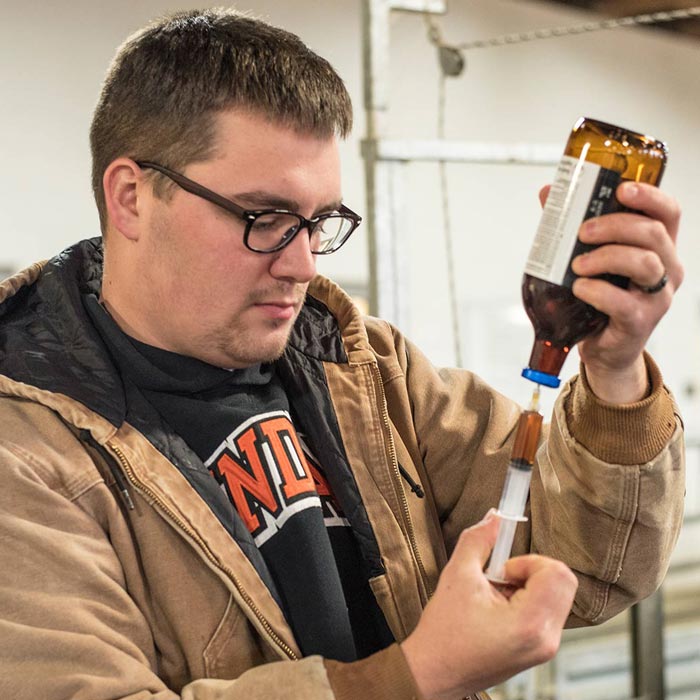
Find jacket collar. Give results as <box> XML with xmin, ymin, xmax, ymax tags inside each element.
<box><xmin>0</xmin><ymin>237</ymin><xmax>371</xmax><ymax>426</ymax></box>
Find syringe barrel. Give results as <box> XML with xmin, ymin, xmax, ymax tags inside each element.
<box><xmin>511</xmin><ymin>409</ymin><xmax>543</xmax><ymax>464</ymax></box>
<box><xmin>486</xmin><ymin>517</ymin><xmax>518</xmax><ymax>583</ymax></box>
<box><xmin>497</xmin><ymin>461</ymin><xmax>532</xmax><ymax>517</ymax></box>
<box><xmin>486</xmin><ymin>404</ymin><xmax>542</xmax><ymax>583</ymax></box>
<box><xmin>486</xmin><ymin>464</ymin><xmax>533</xmax><ymax>582</ymax></box>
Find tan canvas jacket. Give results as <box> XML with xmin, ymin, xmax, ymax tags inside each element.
<box><xmin>0</xmin><ymin>240</ymin><xmax>685</xmax><ymax>700</ymax></box>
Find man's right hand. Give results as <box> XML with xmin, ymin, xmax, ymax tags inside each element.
<box><xmin>401</xmin><ymin>511</ymin><xmax>578</xmax><ymax>700</ymax></box>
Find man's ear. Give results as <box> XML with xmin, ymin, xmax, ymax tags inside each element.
<box><xmin>103</xmin><ymin>158</ymin><xmax>146</xmax><ymax>241</ymax></box>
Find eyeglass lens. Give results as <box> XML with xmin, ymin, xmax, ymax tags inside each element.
<box><xmin>247</xmin><ymin>213</ymin><xmax>354</xmax><ymax>253</ymax></box>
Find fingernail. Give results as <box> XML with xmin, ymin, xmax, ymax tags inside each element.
<box><xmin>483</xmin><ymin>508</ymin><xmax>498</xmax><ymax>523</ymax></box>
<box><xmin>580</xmin><ymin>220</ymin><xmax>596</xmax><ymax>239</ymax></box>
<box><xmin>621</xmin><ymin>182</ymin><xmax>638</xmax><ymax>199</ymax></box>
<box><xmin>571</xmin><ymin>254</ymin><xmax>585</xmax><ymax>273</ymax></box>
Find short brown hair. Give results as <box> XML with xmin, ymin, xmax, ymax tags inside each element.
<box><xmin>90</xmin><ymin>8</ymin><xmax>353</xmax><ymax>232</ymax></box>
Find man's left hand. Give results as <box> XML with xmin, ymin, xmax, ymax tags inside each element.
<box><xmin>562</xmin><ymin>181</ymin><xmax>682</xmax><ymax>403</ymax></box>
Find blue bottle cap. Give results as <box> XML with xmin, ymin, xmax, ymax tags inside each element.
<box><xmin>521</xmin><ymin>367</ymin><xmax>561</xmax><ymax>388</ymax></box>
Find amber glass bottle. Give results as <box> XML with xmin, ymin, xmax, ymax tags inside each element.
<box><xmin>521</xmin><ymin>117</ymin><xmax>667</xmax><ymax>388</ymax></box>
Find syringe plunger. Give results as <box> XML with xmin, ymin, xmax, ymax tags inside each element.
<box><xmin>485</xmin><ymin>462</ymin><xmax>532</xmax><ymax>582</ymax></box>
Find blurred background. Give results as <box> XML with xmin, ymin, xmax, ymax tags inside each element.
<box><xmin>1</xmin><ymin>1</ymin><xmax>698</xmax><ymax>697</ymax></box>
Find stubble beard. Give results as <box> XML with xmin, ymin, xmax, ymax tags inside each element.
<box><xmin>209</xmin><ymin>317</ymin><xmax>295</xmax><ymax>368</ymax></box>
<box><xmin>211</xmin><ymin>287</ymin><xmax>307</xmax><ymax>368</ymax></box>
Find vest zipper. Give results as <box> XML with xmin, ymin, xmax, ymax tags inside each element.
<box><xmin>80</xmin><ymin>430</ymin><xmax>135</xmax><ymax>511</ymax></box>
<box><xmin>369</xmin><ymin>364</ymin><xmax>433</xmax><ymax>599</ymax></box>
<box><xmin>105</xmin><ymin>440</ymin><xmax>298</xmax><ymax>661</ymax></box>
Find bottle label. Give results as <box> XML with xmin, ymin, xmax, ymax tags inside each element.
<box><xmin>524</xmin><ymin>155</ymin><xmax>627</xmax><ymax>288</ymax></box>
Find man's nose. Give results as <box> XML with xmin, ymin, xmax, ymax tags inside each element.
<box><xmin>269</xmin><ymin>225</ymin><xmax>317</xmax><ymax>283</ymax></box>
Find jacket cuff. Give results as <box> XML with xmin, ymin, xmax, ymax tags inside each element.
<box><xmin>324</xmin><ymin>643</ymin><xmax>424</xmax><ymax>700</ymax></box>
<box><xmin>564</xmin><ymin>351</ymin><xmax>677</xmax><ymax>465</ymax></box>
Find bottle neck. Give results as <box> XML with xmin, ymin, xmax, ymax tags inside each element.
<box><xmin>527</xmin><ymin>339</ymin><xmax>570</xmax><ymax>378</ymax></box>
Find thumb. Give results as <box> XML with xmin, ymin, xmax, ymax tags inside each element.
<box><xmin>452</xmin><ymin>509</ymin><xmax>500</xmax><ymax>569</ymax></box>
<box><xmin>538</xmin><ymin>184</ymin><xmax>551</xmax><ymax>208</ymax></box>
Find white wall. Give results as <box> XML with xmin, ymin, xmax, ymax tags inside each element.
<box><xmin>1</xmin><ymin>0</ymin><xmax>699</xmax><ymax>430</ymax></box>
<box><xmin>378</xmin><ymin>0</ymin><xmax>700</xmax><ymax>425</ymax></box>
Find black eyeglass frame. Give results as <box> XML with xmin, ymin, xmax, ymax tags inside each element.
<box><xmin>135</xmin><ymin>160</ymin><xmax>362</xmax><ymax>255</ymax></box>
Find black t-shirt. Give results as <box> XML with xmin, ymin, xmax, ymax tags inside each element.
<box><xmin>84</xmin><ymin>296</ymin><xmax>393</xmax><ymax>661</ymax></box>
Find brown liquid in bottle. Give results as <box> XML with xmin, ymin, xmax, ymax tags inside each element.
<box><xmin>521</xmin><ymin>117</ymin><xmax>667</xmax><ymax>387</ymax></box>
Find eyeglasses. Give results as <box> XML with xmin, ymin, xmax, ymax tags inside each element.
<box><xmin>136</xmin><ymin>161</ymin><xmax>361</xmax><ymax>255</ymax></box>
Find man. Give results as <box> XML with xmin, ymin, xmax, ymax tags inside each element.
<box><xmin>0</xmin><ymin>8</ymin><xmax>684</xmax><ymax>700</ymax></box>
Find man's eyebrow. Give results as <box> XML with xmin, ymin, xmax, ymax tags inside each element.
<box><xmin>231</xmin><ymin>190</ymin><xmax>343</xmax><ymax>216</ymax></box>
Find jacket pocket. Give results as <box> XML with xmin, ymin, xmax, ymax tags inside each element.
<box><xmin>369</xmin><ymin>573</ymin><xmax>408</xmax><ymax>641</ymax></box>
<box><xmin>203</xmin><ymin>594</ymin><xmax>263</xmax><ymax>679</ymax></box>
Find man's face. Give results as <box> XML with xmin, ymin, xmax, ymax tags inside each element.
<box><xmin>128</xmin><ymin>110</ymin><xmax>343</xmax><ymax>368</ymax></box>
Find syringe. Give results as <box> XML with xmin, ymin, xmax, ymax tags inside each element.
<box><xmin>486</xmin><ymin>385</ymin><xmax>543</xmax><ymax>583</ymax></box>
